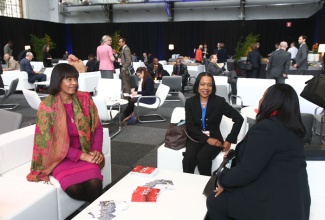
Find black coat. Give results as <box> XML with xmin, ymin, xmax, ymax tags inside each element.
<box><xmin>247</xmin><ymin>50</ymin><xmax>261</xmax><ymax>68</ymax></box>
<box><xmin>185</xmin><ymin>94</ymin><xmax>243</xmax><ymax>144</ymax></box>
<box><xmin>136</xmin><ymin>76</ymin><xmax>155</xmax><ymax>104</ymax></box>
<box><xmin>267</xmin><ymin>49</ymin><xmax>291</xmax><ymax>77</ymax></box>
<box><xmin>295</xmin><ymin>43</ymin><xmax>308</xmax><ymax>70</ymax></box>
<box><xmin>217</xmin><ymin>117</ymin><xmax>310</xmax><ymax>220</ymax></box>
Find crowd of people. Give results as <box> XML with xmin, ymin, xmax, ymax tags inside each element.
<box><xmin>0</xmin><ymin>34</ymin><xmax>312</xmax><ymax>219</ymax></box>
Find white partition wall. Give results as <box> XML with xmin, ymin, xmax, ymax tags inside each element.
<box><xmin>236</xmin><ymin>78</ymin><xmax>275</xmax><ymax>106</ymax></box>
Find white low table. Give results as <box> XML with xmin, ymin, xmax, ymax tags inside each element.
<box><xmin>72</xmin><ymin>169</ymin><xmax>210</xmax><ymax>220</ymax></box>
<box><xmin>240</xmin><ymin>106</ymin><xmax>258</xmax><ymax>124</ymax></box>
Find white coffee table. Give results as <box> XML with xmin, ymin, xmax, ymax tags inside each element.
<box><xmin>240</xmin><ymin>106</ymin><xmax>258</xmax><ymax>122</ymax></box>
<box><xmin>106</xmin><ymin>98</ymin><xmax>128</xmax><ymax>106</ymax></box>
<box><xmin>72</xmin><ymin>169</ymin><xmax>210</xmax><ymax>220</ymax></box>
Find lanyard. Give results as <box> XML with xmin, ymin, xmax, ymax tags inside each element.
<box><xmin>201</xmin><ymin>102</ymin><xmax>207</xmax><ymax>131</ymax></box>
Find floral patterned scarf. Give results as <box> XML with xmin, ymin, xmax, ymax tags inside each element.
<box><xmin>26</xmin><ymin>91</ymin><xmax>100</xmax><ymax>182</ymax></box>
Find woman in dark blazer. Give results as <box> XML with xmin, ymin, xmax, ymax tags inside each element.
<box><xmin>207</xmin><ymin>84</ymin><xmax>310</xmax><ymax>220</ymax></box>
<box><xmin>42</xmin><ymin>45</ymin><xmax>53</xmax><ymax>67</ymax></box>
<box><xmin>183</xmin><ymin>72</ymin><xmax>244</xmax><ymax>176</ymax></box>
<box><xmin>246</xmin><ymin>43</ymin><xmax>261</xmax><ymax>78</ymax></box>
<box><xmin>122</xmin><ymin>67</ymin><xmax>155</xmax><ymax>118</ymax></box>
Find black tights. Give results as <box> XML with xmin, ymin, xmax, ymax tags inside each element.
<box><xmin>65</xmin><ymin>178</ymin><xmax>103</xmax><ymax>203</ymax></box>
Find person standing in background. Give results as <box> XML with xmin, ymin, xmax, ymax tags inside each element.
<box><xmin>288</xmin><ymin>42</ymin><xmax>298</xmax><ymax>61</ymax></box>
<box><xmin>118</xmin><ymin>38</ymin><xmax>132</xmax><ymax>94</ymax></box>
<box><xmin>43</xmin><ymin>45</ymin><xmax>53</xmax><ymax>67</ymax></box>
<box><xmin>294</xmin><ymin>35</ymin><xmax>308</xmax><ymax>75</ymax></box>
<box><xmin>4</xmin><ymin>41</ymin><xmax>13</xmax><ymax>56</ymax></box>
<box><xmin>202</xmin><ymin>43</ymin><xmax>210</xmax><ymax>70</ymax></box>
<box><xmin>63</xmin><ymin>51</ymin><xmax>69</xmax><ymax>60</ymax></box>
<box><xmin>97</xmin><ymin>35</ymin><xmax>115</xmax><ymax>79</ymax></box>
<box><xmin>216</xmin><ymin>43</ymin><xmax>228</xmax><ymax>71</ymax></box>
<box><xmin>266</xmin><ymin>41</ymin><xmax>291</xmax><ymax>84</ymax></box>
<box><xmin>195</xmin><ymin>45</ymin><xmax>203</xmax><ymax>63</ymax></box>
<box><xmin>142</xmin><ymin>52</ymin><xmax>148</xmax><ymax>64</ymax></box>
<box><xmin>247</xmin><ymin>43</ymin><xmax>261</xmax><ymax>78</ymax></box>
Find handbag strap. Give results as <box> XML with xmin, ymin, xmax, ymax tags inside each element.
<box><xmin>184</xmin><ymin>129</ymin><xmax>200</xmax><ymax>143</ymax></box>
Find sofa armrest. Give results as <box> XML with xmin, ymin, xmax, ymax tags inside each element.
<box><xmin>0</xmin><ymin>125</ymin><xmax>35</xmax><ymax>175</ymax></box>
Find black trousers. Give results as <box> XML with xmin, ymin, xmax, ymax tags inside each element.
<box><xmin>182</xmin><ymin>138</ymin><xmax>222</xmax><ymax>176</ymax></box>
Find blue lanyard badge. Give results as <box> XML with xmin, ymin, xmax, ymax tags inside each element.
<box><xmin>201</xmin><ymin>102</ymin><xmax>207</xmax><ymax>130</ymax></box>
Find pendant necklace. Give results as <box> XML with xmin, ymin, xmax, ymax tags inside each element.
<box><xmin>65</xmin><ymin>109</ymin><xmax>75</xmax><ymax>123</ymax></box>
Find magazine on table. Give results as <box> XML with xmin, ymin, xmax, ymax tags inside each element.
<box><xmin>144</xmin><ymin>179</ymin><xmax>175</xmax><ymax>191</ymax></box>
<box><xmin>131</xmin><ymin>186</ymin><xmax>161</xmax><ymax>202</ymax></box>
<box><xmin>87</xmin><ymin>200</ymin><xmax>128</xmax><ymax>219</ymax></box>
<box><xmin>131</xmin><ymin>165</ymin><xmax>159</xmax><ymax>177</ymax></box>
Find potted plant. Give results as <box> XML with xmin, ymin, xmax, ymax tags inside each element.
<box><xmin>234</xmin><ymin>33</ymin><xmax>259</xmax><ymax>62</ymax></box>
<box><xmin>30</xmin><ymin>34</ymin><xmax>56</xmax><ymax>61</ymax></box>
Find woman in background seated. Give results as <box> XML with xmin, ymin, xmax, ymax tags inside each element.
<box><xmin>207</xmin><ymin>84</ymin><xmax>310</xmax><ymax>220</ymax></box>
<box><xmin>122</xmin><ymin>67</ymin><xmax>155</xmax><ymax>119</ymax></box>
<box><xmin>68</xmin><ymin>54</ymin><xmax>86</xmax><ymax>73</ymax></box>
<box><xmin>183</xmin><ymin>72</ymin><xmax>243</xmax><ymax>176</ymax></box>
<box><xmin>27</xmin><ymin>63</ymin><xmax>104</xmax><ymax>203</ymax></box>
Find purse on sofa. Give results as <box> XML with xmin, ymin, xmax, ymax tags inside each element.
<box><xmin>300</xmin><ymin>75</ymin><xmax>325</xmax><ymax>108</ymax></box>
<box><xmin>164</xmin><ymin>120</ymin><xmax>187</xmax><ymax>150</ymax></box>
<box><xmin>202</xmin><ymin>149</ymin><xmax>236</xmax><ymax>197</ymax></box>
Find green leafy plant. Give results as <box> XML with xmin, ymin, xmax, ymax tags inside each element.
<box><xmin>234</xmin><ymin>33</ymin><xmax>259</xmax><ymax>61</ymax></box>
<box><xmin>111</xmin><ymin>30</ymin><xmax>121</xmax><ymax>54</ymax></box>
<box><xmin>30</xmin><ymin>34</ymin><xmax>56</xmax><ymax>61</ymax></box>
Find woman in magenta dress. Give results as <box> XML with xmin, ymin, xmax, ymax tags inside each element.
<box><xmin>27</xmin><ymin>63</ymin><xmax>104</xmax><ymax>203</ymax></box>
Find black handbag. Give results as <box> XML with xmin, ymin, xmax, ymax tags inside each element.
<box><xmin>300</xmin><ymin>75</ymin><xmax>325</xmax><ymax>108</ymax></box>
<box><xmin>241</xmin><ymin>63</ymin><xmax>253</xmax><ymax>71</ymax></box>
<box><xmin>202</xmin><ymin>149</ymin><xmax>236</xmax><ymax>197</ymax></box>
<box><xmin>164</xmin><ymin>121</ymin><xmax>187</xmax><ymax>150</ymax></box>
<box><xmin>164</xmin><ymin>120</ymin><xmax>201</xmax><ymax>150</ymax></box>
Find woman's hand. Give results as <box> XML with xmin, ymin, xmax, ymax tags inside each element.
<box><xmin>223</xmin><ymin>141</ymin><xmax>231</xmax><ymax>152</ymax></box>
<box><xmin>214</xmin><ymin>183</ymin><xmax>224</xmax><ymax>197</ymax></box>
<box><xmin>89</xmin><ymin>151</ymin><xmax>104</xmax><ymax>165</ymax></box>
<box><xmin>80</xmin><ymin>151</ymin><xmax>104</xmax><ymax>165</ymax></box>
<box><xmin>207</xmin><ymin>138</ymin><xmax>222</xmax><ymax>148</ymax></box>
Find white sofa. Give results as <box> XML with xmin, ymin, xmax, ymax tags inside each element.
<box><xmin>0</xmin><ymin>125</ymin><xmax>112</xmax><ymax>220</ymax></box>
<box><xmin>2</xmin><ymin>68</ymin><xmax>53</xmax><ymax>91</ymax></box>
<box><xmin>157</xmin><ymin>107</ymin><xmax>248</xmax><ymax>174</ymax></box>
<box><xmin>2</xmin><ymin>71</ymin><xmax>34</xmax><ymax>90</ymax></box>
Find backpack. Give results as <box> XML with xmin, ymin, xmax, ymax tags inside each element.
<box><xmin>122</xmin><ymin>112</ymin><xmax>137</xmax><ymax>125</ymax></box>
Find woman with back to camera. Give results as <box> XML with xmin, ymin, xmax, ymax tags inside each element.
<box><xmin>246</xmin><ymin>43</ymin><xmax>261</xmax><ymax>78</ymax></box>
<box><xmin>122</xmin><ymin>67</ymin><xmax>155</xmax><ymax>119</ymax></box>
<box><xmin>207</xmin><ymin>84</ymin><xmax>310</xmax><ymax>220</ymax></box>
<box><xmin>96</xmin><ymin>35</ymin><xmax>115</xmax><ymax>79</ymax></box>
<box><xmin>183</xmin><ymin>72</ymin><xmax>243</xmax><ymax>176</ymax></box>
<box><xmin>42</xmin><ymin>45</ymin><xmax>53</xmax><ymax>67</ymax></box>
<box><xmin>26</xmin><ymin>63</ymin><xmax>104</xmax><ymax>203</ymax></box>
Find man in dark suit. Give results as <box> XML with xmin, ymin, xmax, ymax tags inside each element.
<box><xmin>294</xmin><ymin>35</ymin><xmax>308</xmax><ymax>75</ymax></box>
<box><xmin>147</xmin><ymin>57</ymin><xmax>164</xmax><ymax>80</ymax></box>
<box><xmin>118</xmin><ymin>38</ymin><xmax>131</xmax><ymax>93</ymax></box>
<box><xmin>207</xmin><ymin>54</ymin><xmax>223</xmax><ymax>76</ymax></box>
<box><xmin>267</xmin><ymin>41</ymin><xmax>291</xmax><ymax>84</ymax></box>
<box><xmin>20</xmin><ymin>52</ymin><xmax>47</xmax><ymax>91</ymax></box>
<box><xmin>172</xmin><ymin>58</ymin><xmax>189</xmax><ymax>93</ymax></box>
